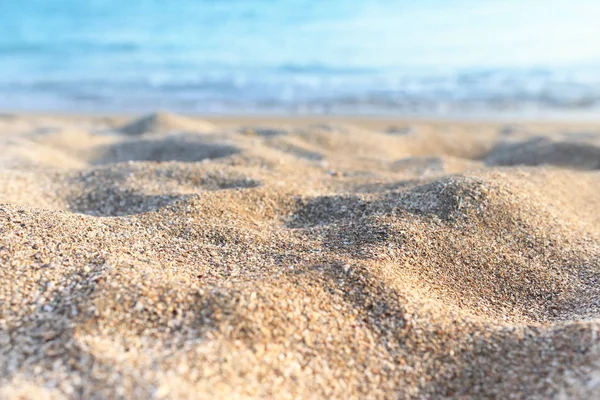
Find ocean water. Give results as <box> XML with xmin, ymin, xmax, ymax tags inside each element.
<box><xmin>2</xmin><ymin>0</ymin><xmax>600</xmax><ymax>116</ymax></box>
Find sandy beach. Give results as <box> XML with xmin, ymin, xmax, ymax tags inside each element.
<box><xmin>1</xmin><ymin>112</ymin><xmax>599</xmax><ymax>398</ymax></box>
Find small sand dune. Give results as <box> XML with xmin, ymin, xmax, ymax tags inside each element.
<box><xmin>1</xmin><ymin>114</ymin><xmax>599</xmax><ymax>399</ymax></box>
<box><xmin>485</xmin><ymin>136</ymin><xmax>600</xmax><ymax>169</ymax></box>
<box><xmin>117</xmin><ymin>112</ymin><xmax>217</xmax><ymax>135</ymax></box>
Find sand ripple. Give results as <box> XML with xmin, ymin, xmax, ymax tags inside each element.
<box><xmin>1</xmin><ymin>113</ymin><xmax>599</xmax><ymax>399</ymax></box>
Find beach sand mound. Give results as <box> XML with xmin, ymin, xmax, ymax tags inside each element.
<box><xmin>91</xmin><ymin>135</ymin><xmax>241</xmax><ymax>165</ymax></box>
<box><xmin>0</xmin><ymin>117</ymin><xmax>600</xmax><ymax>399</ymax></box>
<box><xmin>486</xmin><ymin>136</ymin><xmax>600</xmax><ymax>169</ymax></box>
<box><xmin>390</xmin><ymin>155</ymin><xmax>483</xmax><ymax>176</ymax></box>
<box><xmin>117</xmin><ymin>112</ymin><xmax>217</xmax><ymax>135</ymax></box>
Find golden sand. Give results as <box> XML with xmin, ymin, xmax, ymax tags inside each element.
<box><xmin>0</xmin><ymin>112</ymin><xmax>599</xmax><ymax>398</ymax></box>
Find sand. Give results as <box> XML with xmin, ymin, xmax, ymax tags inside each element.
<box><xmin>0</xmin><ymin>112</ymin><xmax>599</xmax><ymax>399</ymax></box>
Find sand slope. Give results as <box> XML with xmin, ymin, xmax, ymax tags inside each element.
<box><xmin>1</xmin><ymin>113</ymin><xmax>600</xmax><ymax>399</ymax></box>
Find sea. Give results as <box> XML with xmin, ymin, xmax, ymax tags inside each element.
<box><xmin>2</xmin><ymin>0</ymin><xmax>600</xmax><ymax>116</ymax></box>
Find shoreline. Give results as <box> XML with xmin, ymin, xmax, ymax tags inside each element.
<box><xmin>5</xmin><ymin>110</ymin><xmax>600</xmax><ymax>130</ymax></box>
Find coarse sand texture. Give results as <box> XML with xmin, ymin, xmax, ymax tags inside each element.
<box><xmin>1</xmin><ymin>113</ymin><xmax>600</xmax><ymax>399</ymax></box>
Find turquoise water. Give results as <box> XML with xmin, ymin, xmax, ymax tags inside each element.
<box><xmin>2</xmin><ymin>0</ymin><xmax>600</xmax><ymax>115</ymax></box>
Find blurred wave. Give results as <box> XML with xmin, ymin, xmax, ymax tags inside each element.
<box><xmin>1</xmin><ymin>0</ymin><xmax>600</xmax><ymax>115</ymax></box>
